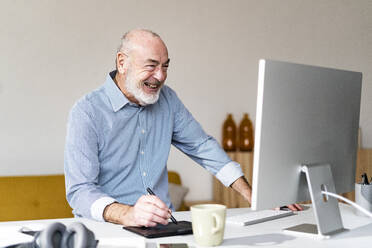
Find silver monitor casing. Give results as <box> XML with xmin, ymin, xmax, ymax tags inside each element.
<box><xmin>251</xmin><ymin>59</ymin><xmax>362</xmax><ymax>237</ymax></box>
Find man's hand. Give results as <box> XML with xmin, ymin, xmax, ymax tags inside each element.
<box><xmin>103</xmin><ymin>195</ymin><xmax>171</xmax><ymax>227</ymax></box>
<box><xmin>277</xmin><ymin>204</ymin><xmax>303</xmax><ymax>211</ymax></box>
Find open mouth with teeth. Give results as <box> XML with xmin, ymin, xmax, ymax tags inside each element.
<box><xmin>143</xmin><ymin>81</ymin><xmax>161</xmax><ymax>93</ymax></box>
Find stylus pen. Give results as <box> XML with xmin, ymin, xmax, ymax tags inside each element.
<box><xmin>146</xmin><ymin>187</ymin><xmax>178</xmax><ymax>225</ymax></box>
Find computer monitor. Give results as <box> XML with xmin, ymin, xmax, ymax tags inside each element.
<box><xmin>251</xmin><ymin>59</ymin><xmax>362</xmax><ymax>238</ymax></box>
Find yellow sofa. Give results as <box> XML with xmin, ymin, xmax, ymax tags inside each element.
<box><xmin>0</xmin><ymin>174</ymin><xmax>73</xmax><ymax>221</ymax></box>
<box><xmin>0</xmin><ymin>171</ymin><xmax>189</xmax><ymax>221</ymax></box>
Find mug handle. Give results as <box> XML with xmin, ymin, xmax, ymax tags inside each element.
<box><xmin>211</xmin><ymin>213</ymin><xmax>223</xmax><ymax>234</ymax></box>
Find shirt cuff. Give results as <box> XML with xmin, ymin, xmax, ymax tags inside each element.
<box><xmin>90</xmin><ymin>196</ymin><xmax>117</xmax><ymax>222</ymax></box>
<box><xmin>215</xmin><ymin>161</ymin><xmax>244</xmax><ymax>187</ymax></box>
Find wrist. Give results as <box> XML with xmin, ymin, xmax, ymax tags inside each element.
<box><xmin>231</xmin><ymin>176</ymin><xmax>252</xmax><ymax>203</ymax></box>
<box><xmin>103</xmin><ymin>202</ymin><xmax>131</xmax><ymax>225</ymax></box>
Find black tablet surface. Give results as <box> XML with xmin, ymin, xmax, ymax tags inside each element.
<box><xmin>123</xmin><ymin>221</ymin><xmax>193</xmax><ymax>238</ymax></box>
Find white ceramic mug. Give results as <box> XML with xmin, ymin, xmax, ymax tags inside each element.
<box><xmin>191</xmin><ymin>204</ymin><xmax>226</xmax><ymax>246</ymax></box>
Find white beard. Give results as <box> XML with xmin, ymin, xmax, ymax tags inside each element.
<box><xmin>124</xmin><ymin>69</ymin><xmax>162</xmax><ymax>106</ymax></box>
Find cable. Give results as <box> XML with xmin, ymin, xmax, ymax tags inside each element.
<box><xmin>321</xmin><ymin>191</ymin><xmax>372</xmax><ymax>218</ymax></box>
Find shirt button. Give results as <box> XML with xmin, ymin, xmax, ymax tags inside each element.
<box><xmin>141</xmin><ymin>129</ymin><xmax>145</xmax><ymax>134</ymax></box>
<box><xmin>141</xmin><ymin>151</ymin><xmax>144</xmax><ymax>155</ymax></box>
<box><xmin>143</xmin><ymin>172</ymin><xmax>146</xmax><ymax>176</ymax></box>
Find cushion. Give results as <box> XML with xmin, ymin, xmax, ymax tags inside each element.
<box><xmin>168</xmin><ymin>183</ymin><xmax>189</xmax><ymax>211</ymax></box>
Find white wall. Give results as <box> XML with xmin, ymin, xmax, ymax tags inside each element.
<box><xmin>0</xmin><ymin>0</ymin><xmax>371</xmax><ymax>201</ymax></box>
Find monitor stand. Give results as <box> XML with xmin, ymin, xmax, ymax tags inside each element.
<box><xmin>283</xmin><ymin>163</ymin><xmax>348</xmax><ymax>239</ymax></box>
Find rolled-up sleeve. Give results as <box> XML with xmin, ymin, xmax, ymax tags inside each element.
<box><xmin>64</xmin><ymin>103</ymin><xmax>116</xmax><ymax>220</ymax></box>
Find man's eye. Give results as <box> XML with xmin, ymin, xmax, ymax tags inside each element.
<box><xmin>146</xmin><ymin>65</ymin><xmax>156</xmax><ymax>68</ymax></box>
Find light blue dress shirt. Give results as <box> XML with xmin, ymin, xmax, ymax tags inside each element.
<box><xmin>64</xmin><ymin>71</ymin><xmax>243</xmax><ymax>221</ymax></box>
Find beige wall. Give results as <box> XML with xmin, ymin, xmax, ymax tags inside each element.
<box><xmin>0</xmin><ymin>0</ymin><xmax>371</xmax><ymax>201</ymax></box>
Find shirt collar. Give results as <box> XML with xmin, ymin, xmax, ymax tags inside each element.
<box><xmin>103</xmin><ymin>70</ymin><xmax>131</xmax><ymax>112</ymax></box>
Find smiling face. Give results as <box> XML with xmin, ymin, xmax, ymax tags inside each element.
<box><xmin>115</xmin><ymin>31</ymin><xmax>169</xmax><ymax>106</ymax></box>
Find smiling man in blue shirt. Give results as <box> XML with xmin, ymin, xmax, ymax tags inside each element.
<box><xmin>65</xmin><ymin>29</ymin><xmax>260</xmax><ymax>227</ymax></box>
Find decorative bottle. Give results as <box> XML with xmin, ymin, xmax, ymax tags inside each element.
<box><xmin>222</xmin><ymin>114</ymin><xmax>237</xmax><ymax>151</ymax></box>
<box><xmin>238</xmin><ymin>113</ymin><xmax>254</xmax><ymax>151</ymax></box>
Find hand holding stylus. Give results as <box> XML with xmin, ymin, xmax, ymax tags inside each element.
<box><xmin>147</xmin><ymin>187</ymin><xmax>178</xmax><ymax>224</ymax></box>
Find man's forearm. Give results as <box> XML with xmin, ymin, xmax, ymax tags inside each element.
<box><xmin>230</xmin><ymin>176</ymin><xmax>252</xmax><ymax>204</ymax></box>
<box><xmin>103</xmin><ymin>202</ymin><xmax>132</xmax><ymax>226</ymax></box>
<box><xmin>103</xmin><ymin>195</ymin><xmax>171</xmax><ymax>227</ymax></box>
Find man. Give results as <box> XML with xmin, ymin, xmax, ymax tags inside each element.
<box><xmin>64</xmin><ymin>29</ymin><xmax>299</xmax><ymax>227</ymax></box>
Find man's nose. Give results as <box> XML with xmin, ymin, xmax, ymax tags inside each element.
<box><xmin>153</xmin><ymin>67</ymin><xmax>167</xmax><ymax>82</ymax></box>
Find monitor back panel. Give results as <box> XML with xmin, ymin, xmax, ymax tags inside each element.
<box><xmin>252</xmin><ymin>60</ymin><xmax>362</xmax><ymax>210</ymax></box>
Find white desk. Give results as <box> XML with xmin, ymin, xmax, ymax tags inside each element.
<box><xmin>1</xmin><ymin>203</ymin><xmax>371</xmax><ymax>248</ymax></box>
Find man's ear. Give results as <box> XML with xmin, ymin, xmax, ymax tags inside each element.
<box><xmin>116</xmin><ymin>52</ymin><xmax>127</xmax><ymax>74</ymax></box>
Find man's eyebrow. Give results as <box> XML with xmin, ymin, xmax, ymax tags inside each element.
<box><xmin>145</xmin><ymin>58</ymin><xmax>170</xmax><ymax>65</ymax></box>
